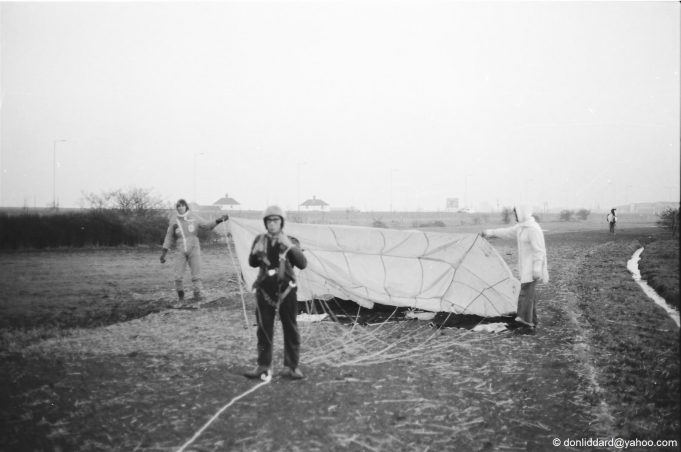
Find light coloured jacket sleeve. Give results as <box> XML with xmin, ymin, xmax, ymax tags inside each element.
<box><xmin>190</xmin><ymin>213</ymin><xmax>218</xmax><ymax>230</ymax></box>
<box><xmin>162</xmin><ymin>222</ymin><xmax>176</xmax><ymax>250</ymax></box>
<box><xmin>484</xmin><ymin>224</ymin><xmax>519</xmax><ymax>240</ymax></box>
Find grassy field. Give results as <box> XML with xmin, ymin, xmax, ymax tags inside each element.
<box><xmin>639</xmin><ymin>238</ymin><xmax>680</xmax><ymax>310</ymax></box>
<box><xmin>0</xmin><ymin>217</ymin><xmax>679</xmax><ymax>451</ymax></box>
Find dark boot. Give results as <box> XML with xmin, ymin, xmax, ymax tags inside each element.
<box><xmin>286</xmin><ymin>367</ymin><xmax>305</xmax><ymax>380</ymax></box>
<box><xmin>193</xmin><ymin>290</ymin><xmax>203</xmax><ymax>302</ymax></box>
<box><xmin>244</xmin><ymin>366</ymin><xmax>271</xmax><ymax>380</ymax></box>
<box><xmin>177</xmin><ymin>290</ymin><xmax>185</xmax><ymax>301</ymax></box>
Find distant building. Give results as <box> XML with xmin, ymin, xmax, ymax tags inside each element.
<box><xmin>616</xmin><ymin>202</ymin><xmax>678</xmax><ymax>215</ymax></box>
<box><xmin>445</xmin><ymin>198</ymin><xmax>459</xmax><ymax>212</ymax></box>
<box><xmin>300</xmin><ymin>195</ymin><xmax>329</xmax><ymax>211</ymax></box>
<box><xmin>213</xmin><ymin>193</ymin><xmax>240</xmax><ymax>210</ymax></box>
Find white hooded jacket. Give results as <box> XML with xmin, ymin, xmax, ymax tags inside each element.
<box><xmin>484</xmin><ymin>205</ymin><xmax>549</xmax><ymax>284</ymax></box>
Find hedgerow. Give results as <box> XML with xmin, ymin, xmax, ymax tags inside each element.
<box><xmin>0</xmin><ymin>210</ymin><xmax>167</xmax><ymax>249</ymax></box>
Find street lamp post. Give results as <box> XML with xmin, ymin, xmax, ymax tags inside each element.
<box><xmin>465</xmin><ymin>174</ymin><xmax>469</xmax><ymax>211</ymax></box>
<box><xmin>297</xmin><ymin>161</ymin><xmax>306</xmax><ymax>215</ymax></box>
<box><xmin>52</xmin><ymin>139</ymin><xmax>67</xmax><ymax>209</ymax></box>
<box><xmin>193</xmin><ymin>152</ymin><xmax>205</xmax><ymax>204</ymax></box>
<box><xmin>390</xmin><ymin>169</ymin><xmax>398</xmax><ymax>213</ymax></box>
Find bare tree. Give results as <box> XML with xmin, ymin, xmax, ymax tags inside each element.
<box><xmin>82</xmin><ymin>187</ymin><xmax>168</xmax><ymax>216</ymax></box>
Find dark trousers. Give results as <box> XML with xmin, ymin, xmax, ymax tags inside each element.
<box><xmin>516</xmin><ymin>280</ymin><xmax>538</xmax><ymax>327</ymax></box>
<box><xmin>255</xmin><ymin>288</ymin><xmax>300</xmax><ymax>369</ymax></box>
<box><xmin>609</xmin><ymin>222</ymin><xmax>616</xmax><ymax>233</ymax></box>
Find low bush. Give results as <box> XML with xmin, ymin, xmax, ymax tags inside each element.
<box><xmin>501</xmin><ymin>207</ymin><xmax>513</xmax><ymax>224</ymax></box>
<box><xmin>0</xmin><ymin>210</ymin><xmax>168</xmax><ymax>249</ymax></box>
<box><xmin>576</xmin><ymin>208</ymin><xmax>591</xmax><ymax>220</ymax></box>
<box><xmin>656</xmin><ymin>207</ymin><xmax>679</xmax><ymax>233</ymax></box>
<box><xmin>418</xmin><ymin>220</ymin><xmax>446</xmax><ymax>228</ymax></box>
<box><xmin>560</xmin><ymin>209</ymin><xmax>574</xmax><ymax>221</ymax></box>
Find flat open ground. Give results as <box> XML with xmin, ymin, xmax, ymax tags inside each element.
<box><xmin>0</xmin><ymin>219</ymin><xmax>679</xmax><ymax>451</ymax></box>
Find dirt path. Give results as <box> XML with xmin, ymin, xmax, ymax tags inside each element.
<box><xmin>1</xmin><ymin>229</ymin><xmax>679</xmax><ymax>451</ymax></box>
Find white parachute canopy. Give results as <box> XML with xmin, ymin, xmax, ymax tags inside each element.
<box><xmin>228</xmin><ymin>218</ymin><xmax>520</xmax><ymax>317</ymax></box>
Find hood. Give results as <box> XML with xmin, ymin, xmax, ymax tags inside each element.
<box><xmin>515</xmin><ymin>204</ymin><xmax>534</xmax><ymax>223</ymax></box>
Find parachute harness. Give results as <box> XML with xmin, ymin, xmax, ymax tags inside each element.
<box><xmin>253</xmin><ymin>237</ymin><xmax>298</xmax><ymax>344</ymax></box>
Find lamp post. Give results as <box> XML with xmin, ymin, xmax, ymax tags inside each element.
<box><xmin>465</xmin><ymin>174</ymin><xmax>469</xmax><ymax>211</ymax></box>
<box><xmin>193</xmin><ymin>152</ymin><xmax>205</xmax><ymax>204</ymax></box>
<box><xmin>297</xmin><ymin>161</ymin><xmax>306</xmax><ymax>214</ymax></box>
<box><xmin>389</xmin><ymin>168</ymin><xmax>398</xmax><ymax>213</ymax></box>
<box><xmin>52</xmin><ymin>139</ymin><xmax>67</xmax><ymax>209</ymax></box>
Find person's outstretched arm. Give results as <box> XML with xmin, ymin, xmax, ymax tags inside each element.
<box><xmin>481</xmin><ymin>224</ymin><xmax>518</xmax><ymax>240</ymax></box>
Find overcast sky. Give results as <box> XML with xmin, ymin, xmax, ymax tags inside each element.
<box><xmin>0</xmin><ymin>1</ymin><xmax>679</xmax><ymax>212</ymax></box>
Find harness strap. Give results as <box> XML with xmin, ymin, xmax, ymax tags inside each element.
<box><xmin>254</xmin><ymin>235</ymin><xmax>297</xmax><ymax>317</ymax></box>
<box><xmin>176</xmin><ymin>217</ymin><xmax>188</xmax><ymax>253</ymax></box>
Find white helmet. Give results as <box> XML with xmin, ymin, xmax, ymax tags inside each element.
<box><xmin>263</xmin><ymin>205</ymin><xmax>286</xmax><ymax>227</ymax></box>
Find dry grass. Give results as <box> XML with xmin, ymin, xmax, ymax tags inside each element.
<box><xmin>638</xmin><ymin>237</ymin><xmax>680</xmax><ymax>309</ymax></box>
<box><xmin>0</xmin><ymin>225</ymin><xmax>679</xmax><ymax>451</ymax></box>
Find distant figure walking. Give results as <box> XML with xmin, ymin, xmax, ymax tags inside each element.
<box><xmin>606</xmin><ymin>208</ymin><xmax>617</xmax><ymax>234</ymax></box>
<box><xmin>160</xmin><ymin>199</ymin><xmax>229</xmax><ymax>304</ymax></box>
<box><xmin>482</xmin><ymin>205</ymin><xmax>549</xmax><ymax>334</ymax></box>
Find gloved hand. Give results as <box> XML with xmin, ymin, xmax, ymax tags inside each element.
<box><xmin>252</xmin><ymin>237</ymin><xmax>266</xmax><ymax>254</ymax></box>
<box><xmin>276</xmin><ymin>233</ymin><xmax>293</xmax><ymax>249</ymax></box>
<box><xmin>160</xmin><ymin>248</ymin><xmax>168</xmax><ymax>264</ymax></box>
<box><xmin>251</xmin><ymin>237</ymin><xmax>270</xmax><ymax>265</ymax></box>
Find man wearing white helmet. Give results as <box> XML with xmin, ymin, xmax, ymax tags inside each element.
<box><xmin>482</xmin><ymin>204</ymin><xmax>549</xmax><ymax>334</ymax></box>
<box><xmin>245</xmin><ymin>205</ymin><xmax>308</xmax><ymax>380</ymax></box>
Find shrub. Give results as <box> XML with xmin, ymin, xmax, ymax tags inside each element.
<box><xmin>417</xmin><ymin>220</ymin><xmax>446</xmax><ymax>228</ymax></box>
<box><xmin>82</xmin><ymin>187</ymin><xmax>168</xmax><ymax>213</ymax></box>
<box><xmin>576</xmin><ymin>208</ymin><xmax>591</xmax><ymax>220</ymax></box>
<box><xmin>560</xmin><ymin>209</ymin><xmax>574</xmax><ymax>221</ymax></box>
<box><xmin>656</xmin><ymin>207</ymin><xmax>679</xmax><ymax>232</ymax></box>
<box><xmin>0</xmin><ymin>210</ymin><xmax>168</xmax><ymax>249</ymax></box>
<box><xmin>372</xmin><ymin>219</ymin><xmax>388</xmax><ymax>228</ymax></box>
<box><xmin>501</xmin><ymin>207</ymin><xmax>513</xmax><ymax>224</ymax></box>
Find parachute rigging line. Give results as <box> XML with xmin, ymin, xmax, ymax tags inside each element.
<box><xmin>222</xmin><ymin>222</ymin><xmax>250</xmax><ymax>330</ymax></box>
<box><xmin>175</xmin><ymin>379</ymin><xmax>270</xmax><ymax>452</ymax></box>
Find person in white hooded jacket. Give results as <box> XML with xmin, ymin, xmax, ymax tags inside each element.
<box><xmin>481</xmin><ymin>205</ymin><xmax>549</xmax><ymax>331</ymax></box>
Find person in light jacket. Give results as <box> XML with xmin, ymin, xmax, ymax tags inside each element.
<box><xmin>160</xmin><ymin>199</ymin><xmax>229</xmax><ymax>303</ymax></box>
<box><xmin>606</xmin><ymin>208</ymin><xmax>617</xmax><ymax>234</ymax></box>
<box><xmin>481</xmin><ymin>204</ymin><xmax>549</xmax><ymax>333</ymax></box>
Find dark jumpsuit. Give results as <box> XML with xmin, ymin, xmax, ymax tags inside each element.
<box><xmin>248</xmin><ymin>234</ymin><xmax>307</xmax><ymax>369</ymax></box>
